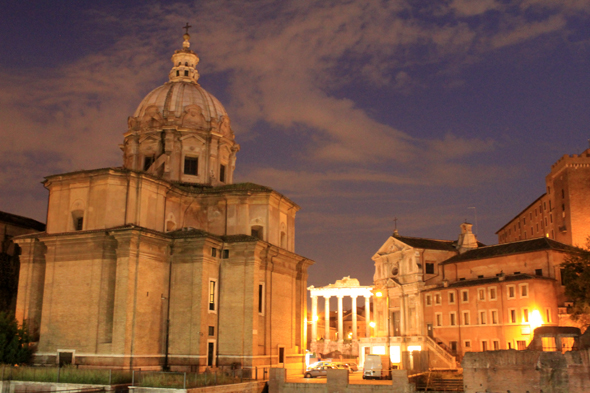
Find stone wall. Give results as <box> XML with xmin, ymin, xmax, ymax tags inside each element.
<box><xmin>462</xmin><ymin>349</ymin><xmax>590</xmax><ymax>393</ymax></box>
<box><xmin>269</xmin><ymin>368</ymin><xmax>415</xmax><ymax>393</ymax></box>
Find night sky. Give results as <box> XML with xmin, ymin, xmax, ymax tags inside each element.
<box><xmin>1</xmin><ymin>1</ymin><xmax>589</xmax><ymax>289</ymax></box>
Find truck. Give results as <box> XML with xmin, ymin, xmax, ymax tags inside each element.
<box><xmin>362</xmin><ymin>354</ymin><xmax>393</xmax><ymax>380</ymax></box>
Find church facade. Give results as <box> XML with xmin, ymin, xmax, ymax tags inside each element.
<box><xmin>15</xmin><ymin>31</ymin><xmax>313</xmax><ymax>371</ymax></box>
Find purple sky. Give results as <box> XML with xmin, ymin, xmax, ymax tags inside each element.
<box><xmin>1</xmin><ymin>1</ymin><xmax>589</xmax><ymax>288</ymax></box>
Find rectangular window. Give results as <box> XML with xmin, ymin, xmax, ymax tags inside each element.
<box><xmin>481</xmin><ymin>340</ymin><xmax>488</xmax><ymax>351</ymax></box>
<box><xmin>507</xmin><ymin>285</ymin><xmax>516</xmax><ymax>299</ymax></box>
<box><xmin>448</xmin><ymin>291</ymin><xmax>455</xmax><ymax>304</ymax></box>
<box><xmin>75</xmin><ymin>217</ymin><xmax>84</xmax><ymax>231</ymax></box>
<box><xmin>434</xmin><ymin>293</ymin><xmax>441</xmax><ymax>305</ymax></box>
<box><xmin>461</xmin><ymin>290</ymin><xmax>469</xmax><ymax>303</ymax></box>
<box><xmin>211</xmin><ymin>247</ymin><xmax>217</xmax><ymax>257</ymax></box>
<box><xmin>209</xmin><ymin>280</ymin><xmax>217</xmax><ymax>312</ymax></box>
<box><xmin>435</xmin><ymin>313</ymin><xmax>442</xmax><ymax>327</ymax></box>
<box><xmin>489</xmin><ymin>287</ymin><xmax>497</xmax><ymax>300</ymax></box>
<box><xmin>545</xmin><ymin>308</ymin><xmax>552</xmax><ymax>323</ymax></box>
<box><xmin>464</xmin><ymin>340</ymin><xmax>471</xmax><ymax>349</ymax></box>
<box><xmin>184</xmin><ymin>156</ymin><xmax>198</xmax><ymax>175</ymax></box>
<box><xmin>222</xmin><ymin>249</ymin><xmax>229</xmax><ymax>259</ymax></box>
<box><xmin>520</xmin><ymin>283</ymin><xmax>529</xmax><ymax>298</ymax></box>
<box><xmin>219</xmin><ymin>164</ymin><xmax>226</xmax><ymax>182</ymax></box>
<box><xmin>509</xmin><ymin>309</ymin><xmax>517</xmax><ymax>324</ymax></box>
<box><xmin>463</xmin><ymin>311</ymin><xmax>470</xmax><ymax>326</ymax></box>
<box><xmin>479</xmin><ymin>311</ymin><xmax>487</xmax><ymax>325</ymax></box>
<box><xmin>425</xmin><ymin>295</ymin><xmax>432</xmax><ymax>306</ymax></box>
<box><xmin>491</xmin><ymin>310</ymin><xmax>498</xmax><ymax>325</ymax></box>
<box><xmin>508</xmin><ymin>341</ymin><xmax>513</xmax><ymax>349</ymax></box>
<box><xmin>517</xmin><ymin>340</ymin><xmax>527</xmax><ymax>350</ymax></box>
<box><xmin>425</xmin><ymin>263</ymin><xmax>435</xmax><ymax>274</ymax></box>
<box><xmin>560</xmin><ymin>268</ymin><xmax>567</xmax><ymax>285</ymax></box>
<box><xmin>523</xmin><ymin>308</ymin><xmax>529</xmax><ymax>323</ymax></box>
<box><xmin>493</xmin><ymin>340</ymin><xmax>500</xmax><ymax>350</ymax></box>
<box><xmin>450</xmin><ymin>312</ymin><xmax>456</xmax><ymax>326</ymax></box>
<box><xmin>258</xmin><ymin>283</ymin><xmax>265</xmax><ymax>315</ymax></box>
<box><xmin>478</xmin><ymin>288</ymin><xmax>486</xmax><ymax>301</ymax></box>
<box><xmin>535</xmin><ymin>269</ymin><xmax>543</xmax><ymax>276</ymax></box>
<box><xmin>208</xmin><ymin>326</ymin><xmax>215</xmax><ymax>336</ymax></box>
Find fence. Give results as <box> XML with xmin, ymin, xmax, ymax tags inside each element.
<box><xmin>1</xmin><ymin>366</ymin><xmax>270</xmax><ymax>390</ymax></box>
<box><xmin>131</xmin><ymin>367</ymin><xmax>270</xmax><ymax>389</ymax></box>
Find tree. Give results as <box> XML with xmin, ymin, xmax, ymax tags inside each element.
<box><xmin>561</xmin><ymin>239</ymin><xmax>590</xmax><ymax>330</ymax></box>
<box><xmin>0</xmin><ymin>312</ymin><xmax>33</xmax><ymax>365</ymax></box>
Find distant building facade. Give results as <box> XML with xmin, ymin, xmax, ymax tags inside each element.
<box><xmin>0</xmin><ymin>211</ymin><xmax>45</xmax><ymax>313</ymax></box>
<box><xmin>358</xmin><ymin>223</ymin><xmax>585</xmax><ymax>371</ymax></box>
<box><xmin>496</xmin><ymin>148</ymin><xmax>590</xmax><ymax>247</ymax></box>
<box><xmin>15</xmin><ymin>32</ymin><xmax>313</xmax><ymax>371</ymax></box>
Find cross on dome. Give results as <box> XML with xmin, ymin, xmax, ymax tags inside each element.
<box><xmin>183</xmin><ymin>22</ymin><xmax>192</xmax><ymax>34</ymax></box>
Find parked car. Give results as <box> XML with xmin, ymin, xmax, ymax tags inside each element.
<box><xmin>344</xmin><ymin>362</ymin><xmax>359</xmax><ymax>372</ymax></box>
<box><xmin>331</xmin><ymin>362</ymin><xmax>353</xmax><ymax>373</ymax></box>
<box><xmin>306</xmin><ymin>361</ymin><xmax>334</xmax><ymax>371</ymax></box>
<box><xmin>304</xmin><ymin>364</ymin><xmax>337</xmax><ymax>378</ymax></box>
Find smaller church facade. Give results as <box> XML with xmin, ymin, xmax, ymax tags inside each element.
<box><xmin>15</xmin><ymin>31</ymin><xmax>312</xmax><ymax>371</ymax></box>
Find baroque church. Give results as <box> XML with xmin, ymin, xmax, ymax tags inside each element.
<box><xmin>15</xmin><ymin>30</ymin><xmax>313</xmax><ymax>371</ymax></box>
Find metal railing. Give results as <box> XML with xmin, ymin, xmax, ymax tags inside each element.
<box><xmin>131</xmin><ymin>367</ymin><xmax>270</xmax><ymax>389</ymax></box>
<box><xmin>1</xmin><ymin>366</ymin><xmax>133</xmax><ymax>385</ymax></box>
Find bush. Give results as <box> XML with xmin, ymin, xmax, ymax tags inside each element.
<box><xmin>0</xmin><ymin>312</ymin><xmax>33</xmax><ymax>365</ymax></box>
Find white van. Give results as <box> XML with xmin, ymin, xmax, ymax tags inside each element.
<box><xmin>362</xmin><ymin>354</ymin><xmax>389</xmax><ymax>379</ymax></box>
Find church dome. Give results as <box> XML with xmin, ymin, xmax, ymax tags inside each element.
<box><xmin>133</xmin><ymin>81</ymin><xmax>228</xmax><ymax>122</ymax></box>
<box><xmin>122</xmin><ymin>27</ymin><xmax>239</xmax><ymax>187</ymax></box>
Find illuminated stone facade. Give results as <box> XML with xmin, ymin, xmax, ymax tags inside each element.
<box><xmin>14</xmin><ymin>31</ymin><xmax>313</xmax><ymax>371</ymax></box>
<box><xmin>496</xmin><ymin>147</ymin><xmax>590</xmax><ymax>247</ymax></box>
<box><xmin>360</xmin><ymin>224</ymin><xmax>584</xmax><ymax>371</ymax></box>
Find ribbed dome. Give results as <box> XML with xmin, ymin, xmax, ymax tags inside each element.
<box><xmin>133</xmin><ymin>81</ymin><xmax>227</xmax><ymax>122</ymax></box>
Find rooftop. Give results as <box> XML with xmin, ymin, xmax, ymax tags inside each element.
<box><xmin>442</xmin><ymin>237</ymin><xmax>586</xmax><ymax>265</ymax></box>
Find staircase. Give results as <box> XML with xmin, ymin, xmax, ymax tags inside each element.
<box><xmin>424</xmin><ymin>336</ymin><xmax>459</xmax><ymax>369</ymax></box>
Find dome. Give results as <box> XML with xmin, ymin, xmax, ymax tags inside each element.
<box><xmin>122</xmin><ymin>28</ymin><xmax>239</xmax><ymax>187</ymax></box>
<box><xmin>133</xmin><ymin>82</ymin><xmax>228</xmax><ymax>122</ymax></box>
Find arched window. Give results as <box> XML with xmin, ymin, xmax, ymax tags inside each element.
<box><xmin>71</xmin><ymin>209</ymin><xmax>84</xmax><ymax>231</ymax></box>
<box><xmin>280</xmin><ymin>231</ymin><xmax>286</xmax><ymax>248</ymax></box>
<box><xmin>251</xmin><ymin>225</ymin><xmax>263</xmax><ymax>240</ymax></box>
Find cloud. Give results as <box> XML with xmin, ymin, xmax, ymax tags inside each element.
<box><xmin>0</xmin><ymin>0</ymin><xmax>581</xmax><ymax>226</ymax></box>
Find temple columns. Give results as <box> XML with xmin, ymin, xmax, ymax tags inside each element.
<box><xmin>311</xmin><ymin>295</ymin><xmax>318</xmax><ymax>342</ymax></box>
<box><xmin>324</xmin><ymin>296</ymin><xmax>331</xmax><ymax>341</ymax></box>
<box><xmin>337</xmin><ymin>295</ymin><xmax>344</xmax><ymax>343</ymax></box>
<box><xmin>351</xmin><ymin>295</ymin><xmax>358</xmax><ymax>340</ymax></box>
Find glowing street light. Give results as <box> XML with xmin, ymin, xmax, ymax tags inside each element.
<box><xmin>530</xmin><ymin>309</ymin><xmax>544</xmax><ymax>331</ymax></box>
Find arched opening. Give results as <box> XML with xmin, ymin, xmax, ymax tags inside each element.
<box><xmin>280</xmin><ymin>231</ymin><xmax>286</xmax><ymax>248</ymax></box>
<box><xmin>71</xmin><ymin>209</ymin><xmax>84</xmax><ymax>231</ymax></box>
<box><xmin>251</xmin><ymin>225</ymin><xmax>263</xmax><ymax>240</ymax></box>
<box><xmin>166</xmin><ymin>220</ymin><xmax>176</xmax><ymax>232</ymax></box>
